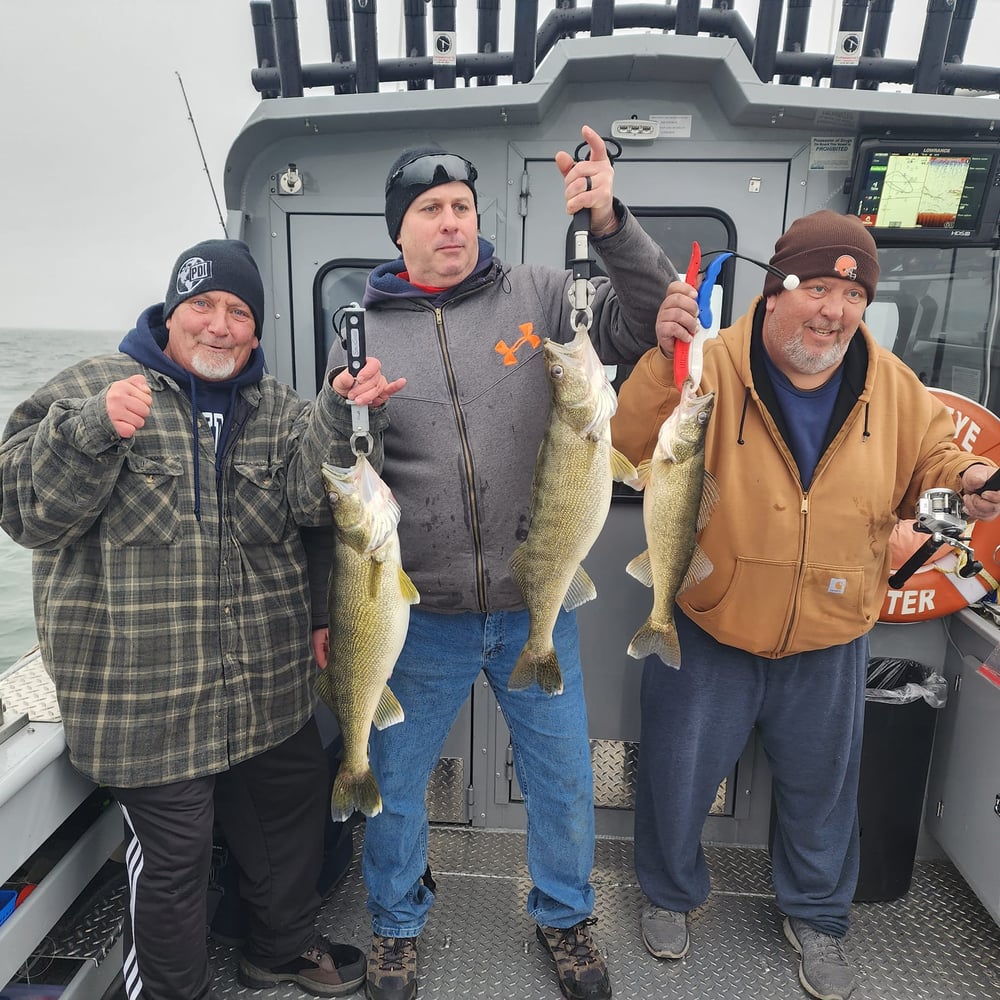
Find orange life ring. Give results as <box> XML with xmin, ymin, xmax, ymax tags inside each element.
<box><xmin>879</xmin><ymin>388</ymin><xmax>1000</xmax><ymax>623</ymax></box>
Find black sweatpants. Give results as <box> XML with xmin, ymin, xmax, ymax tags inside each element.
<box><xmin>112</xmin><ymin>718</ymin><xmax>329</xmax><ymax>1000</ymax></box>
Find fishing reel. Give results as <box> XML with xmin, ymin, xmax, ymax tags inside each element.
<box><xmin>887</xmin><ymin>487</ymin><xmax>982</xmax><ymax>588</ymax></box>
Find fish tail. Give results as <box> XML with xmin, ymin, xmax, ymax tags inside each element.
<box><xmin>627</xmin><ymin>618</ymin><xmax>682</xmax><ymax>669</ymax></box>
<box><xmin>330</xmin><ymin>765</ymin><xmax>382</xmax><ymax>821</ymax></box>
<box><xmin>507</xmin><ymin>647</ymin><xmax>564</xmax><ymax>696</ymax></box>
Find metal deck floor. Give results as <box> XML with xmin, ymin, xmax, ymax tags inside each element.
<box><xmin>205</xmin><ymin>825</ymin><xmax>1000</xmax><ymax>999</ymax></box>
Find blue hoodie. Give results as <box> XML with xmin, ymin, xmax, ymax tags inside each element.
<box><xmin>119</xmin><ymin>303</ymin><xmax>266</xmax><ymax>519</ymax></box>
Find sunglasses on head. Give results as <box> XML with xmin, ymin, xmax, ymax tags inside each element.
<box><xmin>388</xmin><ymin>153</ymin><xmax>478</xmax><ymax>193</ymax></box>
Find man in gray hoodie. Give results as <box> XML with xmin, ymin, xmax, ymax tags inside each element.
<box><xmin>325</xmin><ymin>127</ymin><xmax>678</xmax><ymax>1000</ymax></box>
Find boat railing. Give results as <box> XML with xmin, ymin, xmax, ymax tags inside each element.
<box><xmin>246</xmin><ymin>0</ymin><xmax>1000</xmax><ymax>100</ymax></box>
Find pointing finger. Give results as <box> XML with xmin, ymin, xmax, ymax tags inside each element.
<box><xmin>582</xmin><ymin>125</ymin><xmax>608</xmax><ymax>162</ymax></box>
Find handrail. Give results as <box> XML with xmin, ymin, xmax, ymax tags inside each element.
<box><xmin>246</xmin><ymin>0</ymin><xmax>1000</xmax><ymax>99</ymax></box>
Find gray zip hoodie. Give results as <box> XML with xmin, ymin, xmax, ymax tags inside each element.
<box><xmin>327</xmin><ymin>203</ymin><xmax>677</xmax><ymax>612</ymax></box>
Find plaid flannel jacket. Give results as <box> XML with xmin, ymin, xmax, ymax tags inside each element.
<box><xmin>0</xmin><ymin>352</ymin><xmax>385</xmax><ymax>786</ymax></box>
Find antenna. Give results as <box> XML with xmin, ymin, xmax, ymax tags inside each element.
<box><xmin>175</xmin><ymin>72</ymin><xmax>226</xmax><ymax>234</ymax></box>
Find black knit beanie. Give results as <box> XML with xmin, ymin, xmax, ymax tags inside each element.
<box><xmin>164</xmin><ymin>239</ymin><xmax>265</xmax><ymax>332</ymax></box>
<box><xmin>765</xmin><ymin>210</ymin><xmax>880</xmax><ymax>302</ymax></box>
<box><xmin>384</xmin><ymin>146</ymin><xmax>478</xmax><ymax>245</ymax></box>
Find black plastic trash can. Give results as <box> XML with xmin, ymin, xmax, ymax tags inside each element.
<box><xmin>853</xmin><ymin>657</ymin><xmax>946</xmax><ymax>903</ymax></box>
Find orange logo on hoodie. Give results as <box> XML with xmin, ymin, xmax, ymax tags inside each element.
<box><xmin>495</xmin><ymin>323</ymin><xmax>541</xmax><ymax>366</ymax></box>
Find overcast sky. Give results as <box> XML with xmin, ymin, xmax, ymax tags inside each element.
<box><xmin>3</xmin><ymin>1</ymin><xmax>998</xmax><ymax>333</ymax></box>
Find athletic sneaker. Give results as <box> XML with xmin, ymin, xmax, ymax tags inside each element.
<box><xmin>640</xmin><ymin>904</ymin><xmax>690</xmax><ymax>959</ymax></box>
<box><xmin>783</xmin><ymin>916</ymin><xmax>856</xmax><ymax>1000</ymax></box>
<box><xmin>238</xmin><ymin>935</ymin><xmax>365</xmax><ymax>997</ymax></box>
<box><xmin>536</xmin><ymin>918</ymin><xmax>612</xmax><ymax>1000</ymax></box>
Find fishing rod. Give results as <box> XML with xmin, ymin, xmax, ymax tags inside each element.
<box><xmin>176</xmin><ymin>71</ymin><xmax>226</xmax><ymax>235</ymax></box>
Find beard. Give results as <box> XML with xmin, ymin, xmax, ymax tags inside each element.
<box><xmin>779</xmin><ymin>329</ymin><xmax>850</xmax><ymax>376</ymax></box>
<box><xmin>191</xmin><ymin>349</ymin><xmax>237</xmax><ymax>381</ymax></box>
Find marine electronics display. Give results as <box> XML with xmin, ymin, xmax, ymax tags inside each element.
<box><xmin>849</xmin><ymin>139</ymin><xmax>1000</xmax><ymax>245</ymax></box>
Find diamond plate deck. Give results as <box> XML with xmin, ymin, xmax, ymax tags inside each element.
<box><xmin>201</xmin><ymin>826</ymin><xmax>1000</xmax><ymax>999</ymax></box>
<box><xmin>0</xmin><ymin>645</ymin><xmax>61</xmax><ymax>722</ymax></box>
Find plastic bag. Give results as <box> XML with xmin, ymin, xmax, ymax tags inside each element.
<box><xmin>864</xmin><ymin>656</ymin><xmax>947</xmax><ymax>709</ymax></box>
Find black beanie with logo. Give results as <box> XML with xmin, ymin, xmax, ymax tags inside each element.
<box><xmin>163</xmin><ymin>239</ymin><xmax>265</xmax><ymax>332</ymax></box>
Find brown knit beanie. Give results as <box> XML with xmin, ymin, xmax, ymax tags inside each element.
<box><xmin>764</xmin><ymin>210</ymin><xmax>880</xmax><ymax>302</ymax></box>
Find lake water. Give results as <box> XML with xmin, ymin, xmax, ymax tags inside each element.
<box><xmin>0</xmin><ymin>328</ymin><xmax>122</xmax><ymax>666</ymax></box>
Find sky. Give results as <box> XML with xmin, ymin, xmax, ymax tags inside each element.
<box><xmin>3</xmin><ymin>0</ymin><xmax>999</xmax><ymax>333</ymax></box>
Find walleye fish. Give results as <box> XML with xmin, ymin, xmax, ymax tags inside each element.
<box><xmin>626</xmin><ymin>378</ymin><xmax>718</xmax><ymax>668</ymax></box>
<box><xmin>508</xmin><ymin>326</ymin><xmax>637</xmax><ymax>696</ymax></box>
<box><xmin>318</xmin><ymin>456</ymin><xmax>419</xmax><ymax>820</ymax></box>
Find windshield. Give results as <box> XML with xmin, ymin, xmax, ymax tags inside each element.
<box><xmin>864</xmin><ymin>245</ymin><xmax>1000</xmax><ymax>412</ymax></box>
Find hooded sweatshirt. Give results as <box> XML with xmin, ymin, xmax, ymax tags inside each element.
<box><xmin>611</xmin><ymin>297</ymin><xmax>993</xmax><ymax>657</ymax></box>
<box><xmin>327</xmin><ymin>206</ymin><xmax>678</xmax><ymax>612</ymax></box>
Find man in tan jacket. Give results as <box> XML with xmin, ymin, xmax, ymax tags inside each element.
<box><xmin>612</xmin><ymin>210</ymin><xmax>1000</xmax><ymax>1000</ymax></box>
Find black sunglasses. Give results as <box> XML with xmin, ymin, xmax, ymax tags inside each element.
<box><xmin>387</xmin><ymin>153</ymin><xmax>478</xmax><ymax>194</ymax></box>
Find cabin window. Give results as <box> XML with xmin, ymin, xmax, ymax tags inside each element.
<box><xmin>866</xmin><ymin>245</ymin><xmax>1000</xmax><ymax>409</ymax></box>
<box><xmin>312</xmin><ymin>259</ymin><xmax>380</xmax><ymax>394</ymax></box>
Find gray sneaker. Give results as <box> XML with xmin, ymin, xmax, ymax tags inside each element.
<box><xmin>640</xmin><ymin>905</ymin><xmax>689</xmax><ymax>960</ymax></box>
<box><xmin>783</xmin><ymin>917</ymin><xmax>856</xmax><ymax>1000</ymax></box>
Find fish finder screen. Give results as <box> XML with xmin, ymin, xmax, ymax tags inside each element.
<box><xmin>849</xmin><ymin>140</ymin><xmax>1000</xmax><ymax>244</ymax></box>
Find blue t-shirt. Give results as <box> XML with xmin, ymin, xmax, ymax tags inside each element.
<box><xmin>763</xmin><ymin>351</ymin><xmax>843</xmax><ymax>490</ymax></box>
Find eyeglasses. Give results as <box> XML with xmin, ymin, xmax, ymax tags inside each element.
<box><xmin>387</xmin><ymin>153</ymin><xmax>478</xmax><ymax>195</ymax></box>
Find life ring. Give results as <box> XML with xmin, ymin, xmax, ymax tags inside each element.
<box><xmin>879</xmin><ymin>388</ymin><xmax>1000</xmax><ymax>623</ymax></box>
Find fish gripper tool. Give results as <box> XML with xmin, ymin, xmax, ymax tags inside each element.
<box><xmin>340</xmin><ymin>302</ymin><xmax>374</xmax><ymax>457</ymax></box>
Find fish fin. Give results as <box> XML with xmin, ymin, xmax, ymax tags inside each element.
<box><xmin>625</xmin><ymin>550</ymin><xmax>654</xmax><ymax>588</ymax></box>
<box><xmin>584</xmin><ymin>389</ymin><xmax>618</xmax><ymax>440</ymax></box>
<box><xmin>631</xmin><ymin>460</ymin><xmax>652</xmax><ymax>491</ymax></box>
<box><xmin>398</xmin><ymin>567</ymin><xmax>421</xmax><ymax>605</ymax></box>
<box><xmin>508</xmin><ymin>647</ymin><xmax>564</xmax><ymax>696</ymax></box>
<box><xmin>627</xmin><ymin>617</ymin><xmax>682</xmax><ymax>669</ymax></box>
<box><xmin>695</xmin><ymin>470</ymin><xmax>721</xmax><ymax>532</ymax></box>
<box><xmin>372</xmin><ymin>684</ymin><xmax>405</xmax><ymax>730</ymax></box>
<box><xmin>610</xmin><ymin>447</ymin><xmax>640</xmax><ymax>487</ymax></box>
<box><xmin>678</xmin><ymin>545</ymin><xmax>713</xmax><ymax>594</ymax></box>
<box><xmin>330</xmin><ymin>765</ymin><xmax>382</xmax><ymax>821</ymax></box>
<box><xmin>314</xmin><ymin>670</ymin><xmax>337</xmax><ymax>713</ymax></box>
<box><xmin>562</xmin><ymin>564</ymin><xmax>597</xmax><ymax>610</ymax></box>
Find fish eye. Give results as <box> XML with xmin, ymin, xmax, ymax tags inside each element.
<box><xmin>698</xmin><ymin>411</ymin><xmax>709</xmax><ymax>426</ymax></box>
<box><xmin>550</xmin><ymin>364</ymin><xmax>564</xmax><ymax>379</ymax></box>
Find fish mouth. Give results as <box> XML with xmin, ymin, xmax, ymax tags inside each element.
<box><xmin>678</xmin><ymin>378</ymin><xmax>716</xmax><ymax>420</ymax></box>
<box><xmin>322</xmin><ymin>457</ymin><xmax>401</xmax><ymax>553</ymax></box>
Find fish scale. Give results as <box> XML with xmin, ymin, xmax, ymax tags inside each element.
<box><xmin>627</xmin><ymin>379</ymin><xmax>718</xmax><ymax>668</ymax></box>
<box><xmin>319</xmin><ymin>456</ymin><xmax>419</xmax><ymax>820</ymax></box>
<box><xmin>508</xmin><ymin>326</ymin><xmax>637</xmax><ymax>695</ymax></box>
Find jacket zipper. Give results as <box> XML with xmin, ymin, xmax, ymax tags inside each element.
<box><xmin>434</xmin><ymin>305</ymin><xmax>489</xmax><ymax>611</ymax></box>
<box><xmin>778</xmin><ymin>492</ymin><xmax>810</xmax><ymax>654</ymax></box>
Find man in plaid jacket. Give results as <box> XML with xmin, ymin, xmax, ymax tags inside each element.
<box><xmin>0</xmin><ymin>238</ymin><xmax>404</xmax><ymax>1000</ymax></box>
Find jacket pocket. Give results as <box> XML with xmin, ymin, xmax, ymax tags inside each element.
<box><xmin>107</xmin><ymin>453</ymin><xmax>183</xmax><ymax>545</ymax></box>
<box><xmin>684</xmin><ymin>557</ymin><xmax>866</xmax><ymax>655</ymax></box>
<box><xmin>231</xmin><ymin>462</ymin><xmax>289</xmax><ymax>544</ymax></box>
<box><xmin>685</xmin><ymin>556</ymin><xmax>797</xmax><ymax>654</ymax></box>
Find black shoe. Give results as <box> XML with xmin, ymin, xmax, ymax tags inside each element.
<box><xmin>239</xmin><ymin>934</ymin><xmax>365</xmax><ymax>997</ymax></box>
<box><xmin>536</xmin><ymin>918</ymin><xmax>612</xmax><ymax>1000</ymax></box>
<box><xmin>366</xmin><ymin>933</ymin><xmax>418</xmax><ymax>1000</ymax></box>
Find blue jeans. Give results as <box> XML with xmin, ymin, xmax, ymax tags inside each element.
<box><xmin>363</xmin><ymin>606</ymin><xmax>596</xmax><ymax>937</ymax></box>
